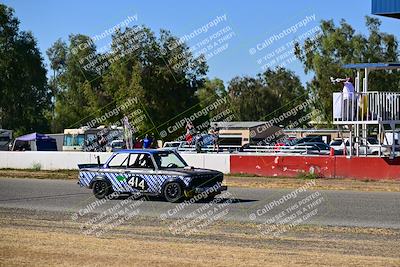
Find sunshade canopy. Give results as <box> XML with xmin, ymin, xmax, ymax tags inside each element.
<box><xmin>16</xmin><ymin>132</ymin><xmax>55</xmax><ymax>141</ymax></box>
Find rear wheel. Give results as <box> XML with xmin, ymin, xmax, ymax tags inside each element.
<box><xmin>163</xmin><ymin>182</ymin><xmax>183</xmax><ymax>203</ymax></box>
<box><xmin>93</xmin><ymin>180</ymin><xmax>111</xmax><ymax>199</ymax></box>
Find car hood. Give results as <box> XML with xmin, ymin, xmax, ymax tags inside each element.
<box><xmin>162</xmin><ymin>167</ymin><xmax>222</xmax><ymax>177</ymax></box>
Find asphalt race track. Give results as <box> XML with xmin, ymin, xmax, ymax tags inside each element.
<box><xmin>0</xmin><ymin>177</ymin><xmax>399</xmax><ymax>229</ymax></box>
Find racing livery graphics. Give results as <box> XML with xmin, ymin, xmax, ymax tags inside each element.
<box><xmin>78</xmin><ymin>149</ymin><xmax>227</xmax><ymax>202</ymax></box>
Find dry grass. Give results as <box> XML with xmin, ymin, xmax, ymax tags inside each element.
<box><xmin>224</xmin><ymin>175</ymin><xmax>400</xmax><ymax>192</ymax></box>
<box><xmin>1</xmin><ymin>227</ymin><xmax>398</xmax><ymax>267</ymax></box>
<box><xmin>0</xmin><ymin>208</ymin><xmax>399</xmax><ymax>266</ymax></box>
<box><xmin>0</xmin><ymin>169</ymin><xmax>78</xmax><ymax>180</ymax></box>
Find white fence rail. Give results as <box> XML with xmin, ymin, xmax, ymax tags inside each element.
<box><xmin>177</xmin><ymin>145</ymin><xmax>318</xmax><ymax>154</ymax></box>
<box><xmin>0</xmin><ymin>151</ymin><xmax>231</xmax><ymax>173</ymax></box>
<box><xmin>333</xmin><ymin>91</ymin><xmax>400</xmax><ymax>123</ymax></box>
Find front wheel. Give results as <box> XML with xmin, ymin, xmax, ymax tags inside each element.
<box><xmin>93</xmin><ymin>180</ymin><xmax>111</xmax><ymax>199</ymax></box>
<box><xmin>163</xmin><ymin>182</ymin><xmax>183</xmax><ymax>203</ymax></box>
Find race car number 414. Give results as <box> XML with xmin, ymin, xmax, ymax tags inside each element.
<box><xmin>128</xmin><ymin>176</ymin><xmax>148</xmax><ymax>190</ymax></box>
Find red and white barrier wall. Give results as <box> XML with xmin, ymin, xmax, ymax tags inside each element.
<box><xmin>0</xmin><ymin>151</ymin><xmax>399</xmax><ymax>180</ymax></box>
<box><xmin>230</xmin><ymin>155</ymin><xmax>400</xmax><ymax>180</ymax></box>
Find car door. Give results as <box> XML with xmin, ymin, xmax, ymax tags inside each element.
<box><xmin>124</xmin><ymin>153</ymin><xmax>160</xmax><ymax>194</ymax></box>
<box><xmin>103</xmin><ymin>152</ymin><xmax>132</xmax><ymax>193</ymax></box>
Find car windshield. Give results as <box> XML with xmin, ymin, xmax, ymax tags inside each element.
<box><xmin>367</xmin><ymin>138</ymin><xmax>379</xmax><ymax>145</ymax></box>
<box><xmin>330</xmin><ymin>140</ymin><xmax>342</xmax><ymax>146</ymax></box>
<box><xmin>153</xmin><ymin>151</ymin><xmax>187</xmax><ymax>168</ymax></box>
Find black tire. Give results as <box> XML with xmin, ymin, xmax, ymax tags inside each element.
<box><xmin>163</xmin><ymin>182</ymin><xmax>183</xmax><ymax>203</ymax></box>
<box><xmin>93</xmin><ymin>180</ymin><xmax>111</xmax><ymax>199</ymax></box>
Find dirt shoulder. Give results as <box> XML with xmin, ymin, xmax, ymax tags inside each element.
<box><xmin>225</xmin><ymin>175</ymin><xmax>400</xmax><ymax>192</ymax></box>
<box><xmin>1</xmin><ymin>168</ymin><xmax>400</xmax><ymax>192</ymax></box>
<box><xmin>0</xmin><ymin>207</ymin><xmax>399</xmax><ymax>267</ymax></box>
<box><xmin>0</xmin><ymin>169</ymin><xmax>78</xmax><ymax>180</ymax></box>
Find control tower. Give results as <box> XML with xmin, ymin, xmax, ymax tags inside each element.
<box><xmin>332</xmin><ymin>63</ymin><xmax>400</xmax><ymax>158</ymax></box>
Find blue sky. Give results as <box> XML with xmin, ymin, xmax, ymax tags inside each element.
<box><xmin>3</xmin><ymin>0</ymin><xmax>400</xmax><ymax>85</ymax></box>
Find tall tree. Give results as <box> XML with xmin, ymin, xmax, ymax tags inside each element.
<box><xmin>228</xmin><ymin>76</ymin><xmax>270</xmax><ymax>121</ymax></box>
<box><xmin>228</xmin><ymin>68</ymin><xmax>308</xmax><ymax>124</ymax></box>
<box><xmin>295</xmin><ymin>16</ymin><xmax>400</xmax><ymax>122</ymax></box>
<box><xmin>103</xmin><ymin>26</ymin><xmax>208</xmax><ymax>138</ymax></box>
<box><xmin>197</xmin><ymin>78</ymin><xmax>227</xmax><ymax>104</ymax></box>
<box><xmin>0</xmin><ymin>4</ymin><xmax>51</xmax><ymax>135</ymax></box>
<box><xmin>195</xmin><ymin>77</ymin><xmax>228</xmax><ymax>124</ymax></box>
<box><xmin>46</xmin><ymin>40</ymin><xmax>67</xmax><ymax>94</ymax></box>
<box><xmin>48</xmin><ymin>34</ymin><xmax>108</xmax><ymax>131</ymax></box>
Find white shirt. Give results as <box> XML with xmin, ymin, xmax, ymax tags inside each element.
<box><xmin>342</xmin><ymin>81</ymin><xmax>355</xmax><ymax>100</ymax></box>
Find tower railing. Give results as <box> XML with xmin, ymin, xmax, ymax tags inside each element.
<box><xmin>333</xmin><ymin>91</ymin><xmax>400</xmax><ymax>124</ymax></box>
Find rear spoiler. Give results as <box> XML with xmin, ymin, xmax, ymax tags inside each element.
<box><xmin>78</xmin><ymin>163</ymin><xmax>103</xmax><ymax>169</ymax></box>
<box><xmin>78</xmin><ymin>155</ymin><xmax>103</xmax><ymax>169</ymax></box>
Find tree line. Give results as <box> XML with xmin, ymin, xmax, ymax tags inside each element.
<box><xmin>1</xmin><ymin>4</ymin><xmax>399</xmax><ymax>139</ymax></box>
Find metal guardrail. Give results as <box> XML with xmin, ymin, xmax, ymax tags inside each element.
<box><xmin>177</xmin><ymin>145</ymin><xmax>241</xmax><ymax>152</ymax></box>
<box><xmin>244</xmin><ymin>146</ymin><xmax>315</xmax><ymax>154</ymax></box>
<box><xmin>177</xmin><ymin>144</ymin><xmax>318</xmax><ymax>154</ymax></box>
